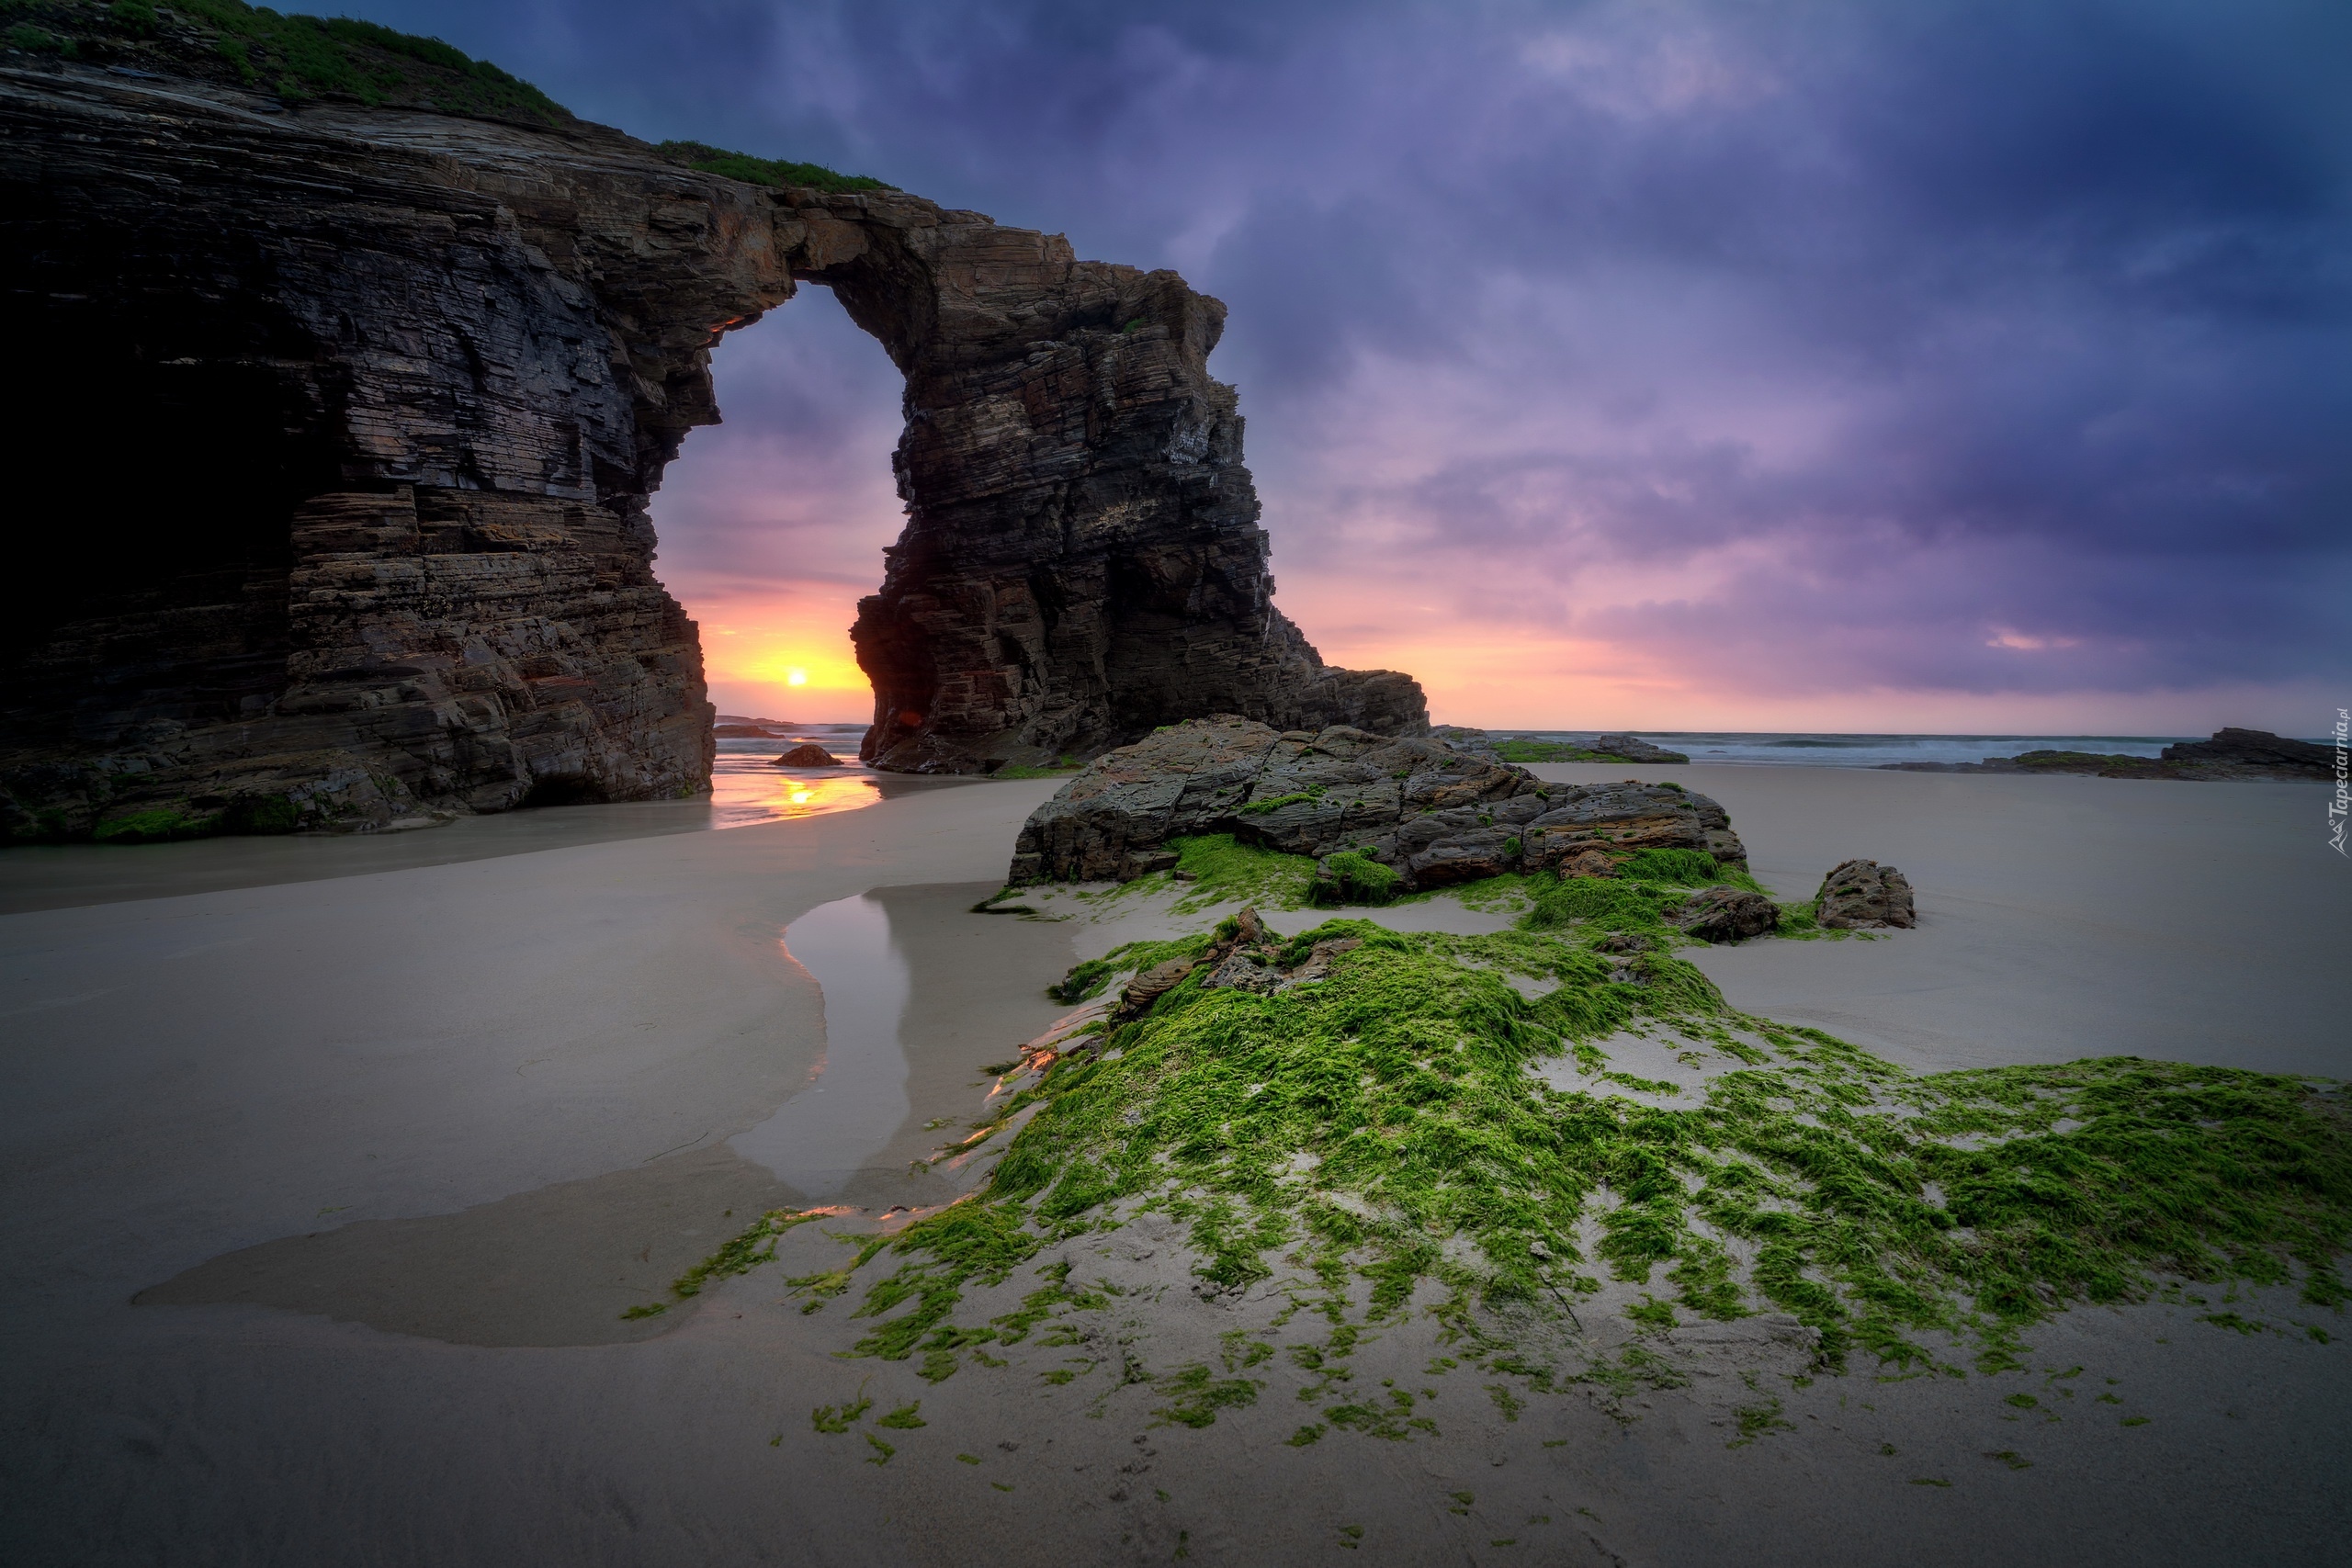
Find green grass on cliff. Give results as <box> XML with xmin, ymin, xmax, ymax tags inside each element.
<box><xmin>183</xmin><ymin>0</ymin><xmax>568</xmax><ymax>118</ymax></box>
<box><xmin>16</xmin><ymin>0</ymin><xmax>571</xmax><ymax>121</ymax></box>
<box><xmin>771</xmin><ymin>902</ymin><xmax>2349</xmax><ymax>1416</ymax></box>
<box><xmin>657</xmin><ymin>140</ymin><xmax>896</xmax><ymax>195</ymax></box>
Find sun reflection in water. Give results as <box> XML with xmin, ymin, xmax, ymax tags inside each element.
<box><xmin>709</xmin><ymin>741</ymin><xmax>883</xmax><ymax>829</ymax></box>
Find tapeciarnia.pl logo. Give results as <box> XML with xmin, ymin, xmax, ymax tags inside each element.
<box><xmin>2330</xmin><ymin>707</ymin><xmax>2348</xmax><ymax>857</ymax></box>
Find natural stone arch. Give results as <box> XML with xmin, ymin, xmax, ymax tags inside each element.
<box><xmin>779</xmin><ymin>193</ymin><xmax>1428</xmax><ymax>771</ymax></box>
<box><xmin>0</xmin><ymin>65</ymin><xmax>1421</xmax><ymax>839</ymax></box>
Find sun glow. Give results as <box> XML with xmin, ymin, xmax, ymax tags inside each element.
<box><xmin>692</xmin><ymin>606</ymin><xmax>873</xmax><ymax>718</ymax></box>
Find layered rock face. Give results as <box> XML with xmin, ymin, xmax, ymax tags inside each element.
<box><xmin>1008</xmin><ymin>716</ymin><xmax>1744</xmax><ymax>888</ymax></box>
<box><xmin>2</xmin><ymin>67</ymin><xmax>787</xmax><ymax>836</ymax></box>
<box><xmin>2</xmin><ymin>54</ymin><xmax>1421</xmax><ymax>839</ymax></box>
<box><xmin>824</xmin><ymin>229</ymin><xmax>1428</xmax><ymax>772</ymax></box>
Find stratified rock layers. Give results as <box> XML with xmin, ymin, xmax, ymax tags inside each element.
<box><xmin>819</xmin><ymin>231</ymin><xmax>1427</xmax><ymax>772</ymax></box>
<box><xmin>1</xmin><ymin>64</ymin><xmax>1421</xmax><ymax>837</ymax></box>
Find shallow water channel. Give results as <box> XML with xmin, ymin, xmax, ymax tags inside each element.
<box><xmin>130</xmin><ymin>883</ymin><xmax>1074</xmax><ymax>1347</ymax></box>
<box><xmin>730</xmin><ymin>893</ymin><xmax>914</xmax><ymax>1197</ymax></box>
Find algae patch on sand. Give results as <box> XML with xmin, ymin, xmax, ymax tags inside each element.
<box><xmin>685</xmin><ymin>852</ymin><xmax>2352</xmax><ymax>1426</ymax></box>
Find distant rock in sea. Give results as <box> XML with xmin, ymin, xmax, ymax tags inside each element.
<box><xmin>772</xmin><ymin>744</ymin><xmax>843</xmax><ymax>768</ymax></box>
<box><xmin>1878</xmin><ymin>728</ymin><xmax>2327</xmax><ymax>780</ymax></box>
<box><xmin>1007</xmin><ymin>716</ymin><xmax>1743</xmax><ymax>889</ymax></box>
<box><xmin>1433</xmin><ymin>728</ymin><xmax>1691</xmax><ymax>764</ymax></box>
<box><xmin>1592</xmin><ymin>734</ymin><xmax>1692</xmax><ymax>764</ymax></box>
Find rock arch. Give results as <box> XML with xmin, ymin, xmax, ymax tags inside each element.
<box><xmin>0</xmin><ymin>64</ymin><xmax>1422</xmax><ymax>838</ymax></box>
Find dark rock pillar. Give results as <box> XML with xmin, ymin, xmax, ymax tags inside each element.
<box><xmin>792</xmin><ymin>197</ymin><xmax>1428</xmax><ymax>772</ymax></box>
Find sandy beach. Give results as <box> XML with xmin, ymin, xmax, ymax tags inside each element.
<box><xmin>2</xmin><ymin>766</ymin><xmax>2346</xmax><ymax>1566</ymax></box>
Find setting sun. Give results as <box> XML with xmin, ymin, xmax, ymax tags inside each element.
<box><xmin>786</xmin><ymin>668</ymin><xmax>808</xmax><ymax>686</ymax></box>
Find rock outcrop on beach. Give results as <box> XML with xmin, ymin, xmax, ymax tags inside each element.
<box><xmin>1814</xmin><ymin>859</ymin><xmax>1916</xmax><ymax>929</ymax></box>
<box><xmin>1006</xmin><ymin>716</ymin><xmax>1745</xmax><ymax>888</ymax></box>
<box><xmin>1437</xmin><ymin>728</ymin><xmax>1690</xmax><ymax>764</ymax></box>
<box><xmin>1878</xmin><ymin>728</ymin><xmax>2327</xmax><ymax>782</ymax></box>
<box><xmin>2159</xmin><ymin>728</ymin><xmax>2332</xmax><ymax>777</ymax></box>
<box><xmin>771</xmin><ymin>744</ymin><xmax>842</xmax><ymax>768</ymax></box>
<box><xmin>1668</xmin><ymin>886</ymin><xmax>1780</xmax><ymax>942</ymax></box>
<box><xmin>1591</xmin><ymin>734</ymin><xmax>1690</xmax><ymax>763</ymax></box>
<box><xmin>0</xmin><ymin>22</ymin><xmax>1420</xmax><ymax>841</ymax></box>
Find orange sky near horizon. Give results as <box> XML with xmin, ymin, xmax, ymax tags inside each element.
<box><xmin>654</xmin><ymin>288</ymin><xmax>2329</xmax><ymax>744</ymax></box>
<box><xmin>683</xmin><ymin>574</ymin><xmax>2324</xmax><ymax>739</ymax></box>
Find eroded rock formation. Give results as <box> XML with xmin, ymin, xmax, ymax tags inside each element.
<box><xmin>820</xmin><ymin>225</ymin><xmax>1427</xmax><ymax>772</ymax></box>
<box><xmin>1</xmin><ymin>40</ymin><xmax>1420</xmax><ymax>840</ymax></box>
<box><xmin>1815</xmin><ymin>859</ymin><xmax>1917</xmax><ymax>929</ymax></box>
<box><xmin>1008</xmin><ymin>716</ymin><xmax>1744</xmax><ymax>889</ymax></box>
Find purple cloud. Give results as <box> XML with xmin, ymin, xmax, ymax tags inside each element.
<box><xmin>355</xmin><ymin>0</ymin><xmax>2352</xmax><ymax>723</ymax></box>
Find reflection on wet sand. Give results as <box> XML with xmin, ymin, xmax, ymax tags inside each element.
<box><xmin>0</xmin><ymin>767</ymin><xmax>977</xmax><ymax>917</ymax></box>
<box><xmin>708</xmin><ymin>767</ymin><xmax>883</xmax><ymax>829</ymax></box>
<box><xmin>133</xmin><ymin>882</ymin><xmax>1077</xmax><ymax>1346</ymax></box>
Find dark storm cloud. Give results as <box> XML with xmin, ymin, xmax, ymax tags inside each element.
<box><xmin>357</xmin><ymin>0</ymin><xmax>2352</xmax><ymax>709</ymax></box>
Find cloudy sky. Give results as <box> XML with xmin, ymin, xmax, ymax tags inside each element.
<box><xmin>361</xmin><ymin>0</ymin><xmax>2349</xmax><ymax>733</ymax></box>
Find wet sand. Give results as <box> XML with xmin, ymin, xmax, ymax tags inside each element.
<box><xmin>1</xmin><ymin>767</ymin><xmax>2345</xmax><ymax>1565</ymax></box>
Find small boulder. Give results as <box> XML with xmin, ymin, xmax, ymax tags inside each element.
<box><xmin>1815</xmin><ymin>859</ymin><xmax>1916</xmax><ymax>929</ymax></box>
<box><xmin>1115</xmin><ymin>956</ymin><xmax>1202</xmax><ymax>1021</ymax></box>
<box><xmin>772</xmin><ymin>743</ymin><xmax>842</xmax><ymax>767</ymax></box>
<box><xmin>1669</xmin><ymin>886</ymin><xmax>1779</xmax><ymax>942</ymax></box>
<box><xmin>1199</xmin><ymin>907</ymin><xmax>1283</xmax><ymax>995</ymax></box>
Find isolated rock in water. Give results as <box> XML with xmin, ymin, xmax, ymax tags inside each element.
<box><xmin>2159</xmin><ymin>728</ymin><xmax>2330</xmax><ymax>778</ymax></box>
<box><xmin>1591</xmin><ymin>734</ymin><xmax>1692</xmax><ymax>763</ymax></box>
<box><xmin>1669</xmin><ymin>886</ymin><xmax>1780</xmax><ymax>943</ymax></box>
<box><xmin>1007</xmin><ymin>716</ymin><xmax>1747</xmax><ymax>889</ymax></box>
<box><xmin>1815</xmin><ymin>860</ymin><xmax>1917</xmax><ymax>929</ymax></box>
<box><xmin>1882</xmin><ymin>728</ymin><xmax>2327</xmax><ymax>781</ymax></box>
<box><xmin>772</xmin><ymin>744</ymin><xmax>843</xmax><ymax>768</ymax></box>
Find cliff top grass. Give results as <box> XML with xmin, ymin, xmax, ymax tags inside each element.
<box><xmin>656</xmin><ymin>140</ymin><xmax>895</xmax><ymax>196</ymax></box>
<box><xmin>8</xmin><ymin>0</ymin><xmax>571</xmax><ymax>123</ymax></box>
<box><xmin>10</xmin><ymin>0</ymin><xmax>888</xmax><ymax>190</ymax></box>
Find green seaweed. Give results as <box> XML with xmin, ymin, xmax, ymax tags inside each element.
<box><xmin>672</xmin><ymin>1209</ymin><xmax>824</xmax><ymax>1299</ymax></box>
<box><xmin>92</xmin><ymin>808</ymin><xmax>220</xmax><ymax>845</ymax></box>
<box><xmin>782</xmin><ymin>849</ymin><xmax>2350</xmax><ymax>1426</ymax></box>
<box><xmin>810</xmin><ymin>1393</ymin><xmax>872</xmax><ymax>1434</ymax></box>
<box><xmin>1311</xmin><ymin>851</ymin><xmax>1402</xmax><ymax>907</ymax></box>
<box><xmin>1162</xmin><ymin>833</ymin><xmax>1318</xmax><ymax>910</ymax></box>
<box><xmin>844</xmin><ymin>920</ymin><xmax>2350</xmax><ymax>1387</ymax></box>
<box><xmin>1048</xmin><ymin>933</ymin><xmax>1211</xmax><ymax>1004</ymax></box>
